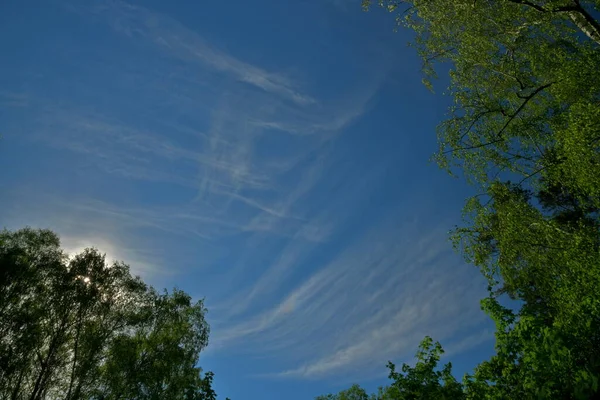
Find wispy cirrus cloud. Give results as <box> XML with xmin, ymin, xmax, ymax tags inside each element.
<box><xmin>210</xmin><ymin>215</ymin><xmax>490</xmax><ymax>380</ymax></box>
<box><xmin>5</xmin><ymin>52</ymin><xmax>388</xmax><ymax>313</ymax></box>
<box><xmin>0</xmin><ymin>0</ymin><xmax>490</xmax><ymax>389</ymax></box>
<box><xmin>72</xmin><ymin>0</ymin><xmax>316</xmax><ymax>106</ymax></box>
<box><xmin>0</xmin><ymin>91</ymin><xmax>28</xmax><ymax>108</ymax></box>
<box><xmin>11</xmin><ymin>0</ymin><xmax>389</xmax><ymax>244</ymax></box>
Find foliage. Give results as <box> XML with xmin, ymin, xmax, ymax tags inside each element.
<box><xmin>315</xmin><ymin>384</ymin><xmax>374</xmax><ymax>400</ymax></box>
<box><xmin>465</xmin><ymin>295</ymin><xmax>600</xmax><ymax>399</ymax></box>
<box><xmin>0</xmin><ymin>228</ymin><xmax>222</xmax><ymax>400</ymax></box>
<box><xmin>363</xmin><ymin>0</ymin><xmax>600</xmax><ymax>188</ymax></box>
<box><xmin>382</xmin><ymin>337</ymin><xmax>464</xmax><ymax>400</ymax></box>
<box><xmin>316</xmin><ymin>337</ymin><xmax>465</xmax><ymax>400</ymax></box>
<box><xmin>321</xmin><ymin>0</ymin><xmax>599</xmax><ymax>398</ymax></box>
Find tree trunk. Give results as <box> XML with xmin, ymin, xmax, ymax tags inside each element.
<box><xmin>507</xmin><ymin>0</ymin><xmax>600</xmax><ymax>46</ymax></box>
<box><xmin>66</xmin><ymin>307</ymin><xmax>84</xmax><ymax>400</ymax></box>
<box><xmin>10</xmin><ymin>367</ymin><xmax>26</xmax><ymax>400</ymax></box>
<box><xmin>29</xmin><ymin>313</ymin><xmax>70</xmax><ymax>400</ymax></box>
<box><xmin>568</xmin><ymin>9</ymin><xmax>600</xmax><ymax>46</ymax></box>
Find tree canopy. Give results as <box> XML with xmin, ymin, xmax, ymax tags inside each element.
<box><xmin>320</xmin><ymin>0</ymin><xmax>600</xmax><ymax>398</ymax></box>
<box><xmin>0</xmin><ymin>227</ymin><xmax>222</xmax><ymax>400</ymax></box>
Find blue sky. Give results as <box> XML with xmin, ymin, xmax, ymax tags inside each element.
<box><xmin>0</xmin><ymin>1</ymin><xmax>495</xmax><ymax>398</ymax></box>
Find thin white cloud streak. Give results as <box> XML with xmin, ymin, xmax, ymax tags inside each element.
<box><xmin>33</xmin><ymin>107</ymin><xmax>272</xmax><ymax>192</ymax></box>
<box><xmin>0</xmin><ymin>91</ymin><xmax>28</xmax><ymax>107</ymax></box>
<box><xmin>208</xmin><ymin>158</ymin><xmax>393</xmax><ymax>319</ymax></box>
<box><xmin>24</xmin><ymin>82</ymin><xmax>386</xmax><ymax>243</ymax></box>
<box><xmin>443</xmin><ymin>329</ymin><xmax>495</xmax><ymax>360</ymax></box>
<box><xmin>28</xmin><ymin>104</ymin><xmax>298</xmax><ymax>228</ymax></box>
<box><xmin>246</xmin><ymin>69</ymin><xmax>385</xmax><ymax>137</ymax></box>
<box><xmin>83</xmin><ymin>0</ymin><xmax>316</xmax><ymax>106</ymax></box>
<box><xmin>210</xmin><ymin>218</ymin><xmax>489</xmax><ymax>379</ymax></box>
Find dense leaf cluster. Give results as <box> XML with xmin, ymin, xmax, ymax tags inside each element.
<box><xmin>0</xmin><ymin>228</ymin><xmax>220</xmax><ymax>400</ymax></box>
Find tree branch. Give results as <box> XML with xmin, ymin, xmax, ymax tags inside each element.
<box><xmin>507</xmin><ymin>0</ymin><xmax>600</xmax><ymax>45</ymax></box>
<box><xmin>443</xmin><ymin>136</ymin><xmax>505</xmax><ymax>154</ymax></box>
<box><xmin>565</xmin><ymin>7</ymin><xmax>600</xmax><ymax>46</ymax></box>
<box><xmin>499</xmin><ymin>82</ymin><xmax>554</xmax><ymax>138</ymax></box>
<box><xmin>507</xmin><ymin>0</ymin><xmax>547</xmax><ymax>13</ymax></box>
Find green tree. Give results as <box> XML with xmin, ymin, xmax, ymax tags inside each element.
<box><xmin>315</xmin><ymin>338</ymin><xmax>465</xmax><ymax>400</ymax></box>
<box><xmin>0</xmin><ymin>228</ymin><xmax>223</xmax><ymax>400</ymax></box>
<box><xmin>363</xmin><ymin>0</ymin><xmax>600</xmax><ymax>191</ymax></box>
<box><xmin>315</xmin><ymin>384</ymin><xmax>373</xmax><ymax>400</ymax></box>
<box><xmin>0</xmin><ymin>228</ymin><xmax>65</xmax><ymax>400</ymax></box>
<box><xmin>463</xmin><ymin>294</ymin><xmax>600</xmax><ymax>399</ymax></box>
<box><xmin>384</xmin><ymin>337</ymin><xmax>464</xmax><ymax>400</ymax></box>
<box><xmin>96</xmin><ymin>288</ymin><xmax>211</xmax><ymax>400</ymax></box>
<box><xmin>320</xmin><ymin>1</ymin><xmax>600</xmax><ymax>399</ymax></box>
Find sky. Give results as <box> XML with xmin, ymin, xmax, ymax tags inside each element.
<box><xmin>0</xmin><ymin>1</ymin><xmax>496</xmax><ymax>399</ymax></box>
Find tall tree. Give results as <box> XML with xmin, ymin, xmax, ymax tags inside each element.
<box><xmin>0</xmin><ymin>228</ymin><xmax>222</xmax><ymax>400</ymax></box>
<box><xmin>317</xmin><ymin>1</ymin><xmax>600</xmax><ymax>398</ymax></box>
<box><xmin>363</xmin><ymin>0</ymin><xmax>600</xmax><ymax>339</ymax></box>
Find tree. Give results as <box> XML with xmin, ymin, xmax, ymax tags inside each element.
<box><xmin>96</xmin><ymin>288</ymin><xmax>210</xmax><ymax>400</ymax></box>
<box><xmin>360</xmin><ymin>1</ymin><xmax>600</xmax><ymax>324</ymax></box>
<box><xmin>318</xmin><ymin>299</ymin><xmax>600</xmax><ymax>399</ymax></box>
<box><xmin>388</xmin><ymin>338</ymin><xmax>464</xmax><ymax>400</ymax></box>
<box><xmin>315</xmin><ymin>337</ymin><xmax>465</xmax><ymax>400</ymax></box>
<box><xmin>0</xmin><ymin>228</ymin><xmax>68</xmax><ymax>400</ymax></box>
<box><xmin>315</xmin><ymin>384</ymin><xmax>373</xmax><ymax>400</ymax></box>
<box><xmin>317</xmin><ymin>1</ymin><xmax>600</xmax><ymax>398</ymax></box>
<box><xmin>464</xmin><ymin>295</ymin><xmax>600</xmax><ymax>399</ymax></box>
<box><xmin>363</xmin><ymin>0</ymin><xmax>600</xmax><ymax>191</ymax></box>
<box><xmin>0</xmin><ymin>228</ymin><xmax>223</xmax><ymax>400</ymax></box>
